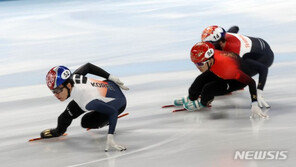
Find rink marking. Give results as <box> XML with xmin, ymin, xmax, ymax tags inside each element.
<box><xmin>67</xmin><ymin>129</ymin><xmax>193</xmax><ymax>167</ymax></box>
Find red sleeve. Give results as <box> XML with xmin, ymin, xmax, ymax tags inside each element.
<box><xmin>224</xmin><ymin>33</ymin><xmax>241</xmax><ymax>55</ymax></box>
<box><xmin>234</xmin><ymin>70</ymin><xmax>257</xmax><ymax>102</ymax></box>
<box><xmin>210</xmin><ymin>51</ymin><xmax>258</xmax><ymax>102</ymax></box>
<box><xmin>234</xmin><ymin>70</ymin><xmax>253</xmax><ymax>85</ymax></box>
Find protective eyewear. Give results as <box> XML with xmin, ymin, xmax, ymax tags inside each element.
<box><xmin>52</xmin><ymin>86</ymin><xmax>64</xmax><ymax>94</ymax></box>
<box><xmin>195</xmin><ymin>60</ymin><xmax>210</xmax><ymax>67</ymax></box>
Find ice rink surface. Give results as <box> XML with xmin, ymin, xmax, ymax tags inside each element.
<box><xmin>0</xmin><ymin>0</ymin><xmax>296</xmax><ymax>167</ymax></box>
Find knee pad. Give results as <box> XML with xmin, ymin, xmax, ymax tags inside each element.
<box><xmin>81</xmin><ymin>111</ymin><xmax>108</xmax><ymax>129</ymax></box>
<box><xmin>81</xmin><ymin>114</ymin><xmax>90</xmax><ymax>128</ymax></box>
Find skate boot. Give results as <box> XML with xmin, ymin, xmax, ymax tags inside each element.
<box><xmin>183</xmin><ymin>99</ymin><xmax>204</xmax><ymax>111</ymax></box>
<box><xmin>174</xmin><ymin>96</ymin><xmax>189</xmax><ymax>106</ymax></box>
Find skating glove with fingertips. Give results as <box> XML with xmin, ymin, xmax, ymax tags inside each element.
<box><xmin>40</xmin><ymin>128</ymin><xmax>62</xmax><ymax>138</ymax></box>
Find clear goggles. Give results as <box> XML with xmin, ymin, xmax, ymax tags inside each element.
<box><xmin>195</xmin><ymin>60</ymin><xmax>210</xmax><ymax>67</ymax></box>
<box><xmin>52</xmin><ymin>86</ymin><xmax>64</xmax><ymax>94</ymax></box>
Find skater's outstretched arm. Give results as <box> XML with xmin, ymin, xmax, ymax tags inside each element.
<box><xmin>73</xmin><ymin>63</ymin><xmax>129</xmax><ymax>90</ymax></box>
<box><xmin>73</xmin><ymin>62</ymin><xmax>110</xmax><ymax>78</ymax></box>
<box><xmin>233</xmin><ymin>70</ymin><xmax>269</xmax><ymax>118</ymax></box>
<box><xmin>40</xmin><ymin>100</ymin><xmax>85</xmax><ymax>138</ymax></box>
<box><xmin>242</xmin><ymin>59</ymin><xmax>268</xmax><ymax>90</ymax></box>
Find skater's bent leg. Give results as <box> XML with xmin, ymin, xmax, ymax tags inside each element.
<box><xmin>200</xmin><ymin>81</ymin><xmax>229</xmax><ymax>106</ymax></box>
<box><xmin>189</xmin><ymin>71</ymin><xmax>221</xmax><ymax>101</ymax></box>
<box><xmin>85</xmin><ymin>100</ymin><xmax>119</xmax><ymax>134</ymax></box>
<box><xmin>81</xmin><ymin>111</ymin><xmax>108</xmax><ymax>129</ymax></box>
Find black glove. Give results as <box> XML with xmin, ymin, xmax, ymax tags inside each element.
<box><xmin>227</xmin><ymin>26</ymin><xmax>239</xmax><ymax>33</ymax></box>
<box><xmin>40</xmin><ymin>128</ymin><xmax>62</xmax><ymax>139</ymax></box>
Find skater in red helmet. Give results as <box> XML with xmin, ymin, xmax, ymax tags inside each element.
<box><xmin>201</xmin><ymin>25</ymin><xmax>274</xmax><ymax>108</ymax></box>
<box><xmin>174</xmin><ymin>42</ymin><xmax>268</xmax><ymax>118</ymax></box>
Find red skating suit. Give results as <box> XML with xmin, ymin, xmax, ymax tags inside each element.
<box><xmin>210</xmin><ymin>50</ymin><xmax>253</xmax><ymax>85</ymax></box>
<box><xmin>223</xmin><ymin>33</ymin><xmax>252</xmax><ymax>57</ymax></box>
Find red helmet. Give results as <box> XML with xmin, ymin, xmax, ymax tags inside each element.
<box><xmin>190</xmin><ymin>42</ymin><xmax>215</xmax><ymax>64</ymax></box>
<box><xmin>201</xmin><ymin>25</ymin><xmax>226</xmax><ymax>42</ymax></box>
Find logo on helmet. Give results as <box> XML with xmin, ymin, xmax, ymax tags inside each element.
<box><xmin>61</xmin><ymin>70</ymin><xmax>71</xmax><ymax>80</ymax></box>
<box><xmin>191</xmin><ymin>50</ymin><xmax>203</xmax><ymax>62</ymax></box>
<box><xmin>205</xmin><ymin>48</ymin><xmax>214</xmax><ymax>58</ymax></box>
<box><xmin>201</xmin><ymin>25</ymin><xmax>225</xmax><ymax>42</ymax></box>
<box><xmin>46</xmin><ymin>70</ymin><xmax>56</xmax><ymax>90</ymax></box>
<box><xmin>201</xmin><ymin>26</ymin><xmax>217</xmax><ymax>41</ymax></box>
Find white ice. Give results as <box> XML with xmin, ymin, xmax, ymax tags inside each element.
<box><xmin>0</xmin><ymin>0</ymin><xmax>296</xmax><ymax>167</ymax></box>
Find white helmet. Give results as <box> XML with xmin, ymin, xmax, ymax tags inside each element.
<box><xmin>201</xmin><ymin>25</ymin><xmax>226</xmax><ymax>42</ymax></box>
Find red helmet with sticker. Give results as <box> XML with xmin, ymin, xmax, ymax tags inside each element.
<box><xmin>190</xmin><ymin>42</ymin><xmax>215</xmax><ymax>64</ymax></box>
<box><xmin>201</xmin><ymin>25</ymin><xmax>226</xmax><ymax>42</ymax></box>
